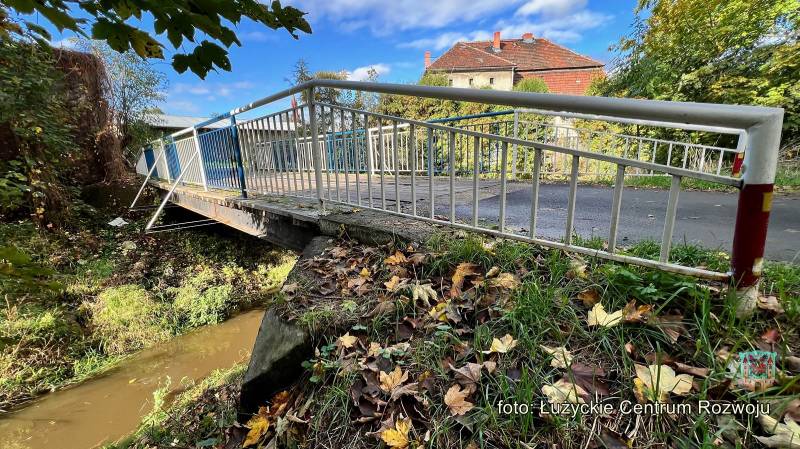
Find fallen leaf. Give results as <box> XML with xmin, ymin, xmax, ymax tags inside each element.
<box><xmin>577</xmin><ymin>288</ymin><xmax>600</xmax><ymax>307</ymax></box>
<box><xmin>762</xmin><ymin>328</ymin><xmax>782</xmax><ymax>344</ymax></box>
<box><xmin>483</xmin><ymin>334</ymin><xmax>518</xmax><ymax>354</ymax></box>
<box><xmin>243</xmin><ymin>415</ymin><xmax>270</xmax><ymax>447</ymax></box>
<box><xmin>428</xmin><ymin>301</ymin><xmax>449</xmax><ymax>322</ymax></box>
<box><xmin>360</xmin><ymin>267</ymin><xmax>371</xmax><ymax>278</ymax></box>
<box><xmin>648</xmin><ymin>314</ymin><xmax>687</xmax><ymax>343</ymax></box>
<box><xmin>381</xmin><ymin>417</ymin><xmax>412</xmax><ymax>448</ymax></box>
<box><xmin>444</xmin><ymin>384</ymin><xmax>474</xmax><ymax>416</ymax></box>
<box><xmin>673</xmin><ymin>362</ymin><xmax>710</xmax><ymax>378</ymax></box>
<box><xmin>281</xmin><ymin>282</ymin><xmax>299</xmax><ymax>294</ymax></box>
<box><xmin>540</xmin><ymin>345</ymin><xmax>573</xmax><ymax>369</ymax></box>
<box><xmin>384</xmin><ymin>251</ymin><xmax>408</xmax><ymax>266</ymax></box>
<box><xmin>587</xmin><ymin>303</ymin><xmax>623</xmax><ymax>328</ymax></box>
<box><xmin>488</xmin><ymin>272</ymin><xmax>520</xmax><ymax>290</ymax></box>
<box><xmin>407</xmin><ymin>253</ymin><xmax>427</xmax><ymax>265</ymax></box>
<box><xmin>367</xmin><ymin>342</ymin><xmax>383</xmax><ymax>357</ymax></box>
<box><xmin>567</xmin><ymin>259</ymin><xmax>588</xmax><ymax>279</ymax></box>
<box><xmin>384</xmin><ymin>275</ymin><xmax>404</xmax><ymax>292</ymax></box>
<box><xmin>623</xmin><ymin>300</ymin><xmax>653</xmax><ymax>323</ymax></box>
<box><xmin>450</xmin><ymin>362</ymin><xmax>482</xmax><ymax>391</ymax></box>
<box><xmin>568</xmin><ymin>363</ymin><xmax>609</xmax><ymax>396</ymax></box>
<box><xmin>758</xmin><ymin>296</ymin><xmax>785</xmax><ymax>314</ymax></box>
<box><xmin>339</xmin><ymin>332</ymin><xmax>358</xmax><ymax>349</ymax></box>
<box><xmin>451</xmin><ymin>262</ymin><xmax>481</xmax><ymax>297</ymax></box>
<box><xmin>542</xmin><ymin>378</ymin><xmax>587</xmax><ymax>404</ymax></box>
<box><xmin>756</xmin><ymin>415</ymin><xmax>800</xmax><ymax>449</ymax></box>
<box><xmin>482</xmin><ymin>360</ymin><xmax>497</xmax><ymax>374</ymax></box>
<box><xmin>411</xmin><ymin>282</ymin><xmax>437</xmax><ymax>306</ymax></box>
<box><xmin>380</xmin><ymin>366</ymin><xmax>409</xmax><ymax>393</ymax></box>
<box><xmin>634</xmin><ymin>364</ymin><xmax>693</xmax><ymax>402</ymax></box>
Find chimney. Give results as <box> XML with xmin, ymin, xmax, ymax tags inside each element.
<box><xmin>522</xmin><ymin>32</ymin><xmax>534</xmax><ymax>43</ymax></box>
<box><xmin>492</xmin><ymin>31</ymin><xmax>501</xmax><ymax>52</ymax></box>
<box><xmin>424</xmin><ymin>50</ymin><xmax>431</xmax><ymax>69</ymax></box>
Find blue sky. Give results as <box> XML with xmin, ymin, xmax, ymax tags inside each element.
<box><xmin>47</xmin><ymin>0</ymin><xmax>638</xmax><ymax>118</ymax></box>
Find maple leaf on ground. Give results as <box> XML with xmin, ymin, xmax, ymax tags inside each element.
<box><xmin>444</xmin><ymin>384</ymin><xmax>474</xmax><ymax>416</ymax></box>
<box><xmin>450</xmin><ymin>362</ymin><xmax>482</xmax><ymax>392</ymax></box>
<box><xmin>542</xmin><ymin>378</ymin><xmax>588</xmax><ymax>404</ymax></box>
<box><xmin>243</xmin><ymin>414</ymin><xmax>270</xmax><ymax>447</ymax></box>
<box><xmin>483</xmin><ymin>334</ymin><xmax>518</xmax><ymax>354</ymax></box>
<box><xmin>338</xmin><ymin>332</ymin><xmax>358</xmax><ymax>349</ymax></box>
<box><xmin>488</xmin><ymin>272</ymin><xmax>520</xmax><ymax>290</ymax></box>
<box><xmin>577</xmin><ymin>288</ymin><xmax>600</xmax><ymax>307</ymax></box>
<box><xmin>360</xmin><ymin>267</ymin><xmax>371</xmax><ymax>278</ymax></box>
<box><xmin>384</xmin><ymin>251</ymin><xmax>408</xmax><ymax>266</ymax></box>
<box><xmin>380</xmin><ymin>366</ymin><xmax>409</xmax><ymax>393</ymax></box>
<box><xmin>756</xmin><ymin>415</ymin><xmax>800</xmax><ymax>449</ymax></box>
<box><xmin>540</xmin><ymin>345</ymin><xmax>573</xmax><ymax>369</ymax></box>
<box><xmin>407</xmin><ymin>253</ymin><xmax>427</xmax><ymax>265</ymax></box>
<box><xmin>566</xmin><ymin>259</ymin><xmax>588</xmax><ymax>279</ymax></box>
<box><xmin>381</xmin><ymin>417</ymin><xmax>412</xmax><ymax>449</ymax></box>
<box><xmin>411</xmin><ymin>282</ymin><xmax>437</xmax><ymax>306</ymax></box>
<box><xmin>384</xmin><ymin>275</ymin><xmax>407</xmax><ymax>292</ymax></box>
<box><xmin>622</xmin><ymin>300</ymin><xmax>653</xmax><ymax>323</ymax></box>
<box><xmin>648</xmin><ymin>313</ymin><xmax>687</xmax><ymax>343</ymax></box>
<box><xmin>587</xmin><ymin>303</ymin><xmax>623</xmax><ymax>327</ymax></box>
<box><xmin>568</xmin><ymin>363</ymin><xmax>609</xmax><ymax>396</ymax></box>
<box><xmin>757</xmin><ymin>295</ymin><xmax>785</xmax><ymax>314</ymax></box>
<box><xmin>450</xmin><ymin>262</ymin><xmax>481</xmax><ymax>297</ymax></box>
<box><xmin>634</xmin><ymin>364</ymin><xmax>693</xmax><ymax>402</ymax></box>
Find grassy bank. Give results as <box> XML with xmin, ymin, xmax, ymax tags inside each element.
<box><xmin>0</xmin><ymin>213</ymin><xmax>295</xmax><ymax>410</ymax></box>
<box><xmin>114</xmin><ymin>232</ymin><xmax>799</xmax><ymax>449</ymax></box>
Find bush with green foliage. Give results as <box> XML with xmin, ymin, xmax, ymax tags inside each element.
<box><xmin>170</xmin><ymin>266</ymin><xmax>234</xmax><ymax>328</ymax></box>
<box><xmin>88</xmin><ymin>284</ymin><xmax>171</xmax><ymax>354</ymax></box>
<box><xmin>513</xmin><ymin>77</ymin><xmax>549</xmax><ymax>93</ymax></box>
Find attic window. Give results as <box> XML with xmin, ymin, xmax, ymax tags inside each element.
<box><xmin>448</xmin><ymin>79</ymin><xmax>453</xmax><ymax>86</ymax></box>
<box><xmin>489</xmin><ymin>77</ymin><xmax>494</xmax><ymax>85</ymax></box>
<box><xmin>469</xmin><ymin>78</ymin><xmax>474</xmax><ymax>86</ymax></box>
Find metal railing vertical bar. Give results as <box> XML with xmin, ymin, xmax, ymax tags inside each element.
<box><xmin>378</xmin><ymin>117</ymin><xmax>386</xmax><ymax>209</ymax></box>
<box><xmin>609</xmin><ymin>165</ymin><xmax>626</xmax><ymax>253</ymax></box>
<box><xmin>243</xmin><ymin>119</ymin><xmax>259</xmax><ymax>194</ymax></box>
<box><xmin>274</xmin><ymin>113</ymin><xmax>289</xmax><ymax>194</ymax></box>
<box><xmin>472</xmin><ymin>135</ymin><xmax>480</xmax><ymax>227</ymax></box>
<box><xmin>660</xmin><ymin>175</ymin><xmax>682</xmax><ymax>262</ymax></box>
<box><xmin>393</xmin><ymin>121</ymin><xmax>400</xmax><ymax>212</ymax></box>
<box><xmin>363</xmin><ymin>113</ymin><xmax>374</xmax><ymax>207</ymax></box>
<box><xmin>499</xmin><ymin>141</ymin><xmax>509</xmax><ymax>233</ymax></box>
<box><xmin>298</xmin><ymin>106</ymin><xmax>310</xmax><ymax>194</ymax></box>
<box><xmin>340</xmin><ymin>109</ymin><xmax>350</xmax><ymax>203</ymax></box>
<box><xmin>352</xmin><ymin>111</ymin><xmax>361</xmax><ymax>205</ymax></box>
<box><xmin>565</xmin><ymin>155</ymin><xmax>580</xmax><ymax>245</ymax></box>
<box><xmin>530</xmin><ymin>148</ymin><xmax>542</xmax><ymax>238</ymax></box>
<box><xmin>285</xmin><ymin>111</ymin><xmax>300</xmax><ymax>193</ymax></box>
<box><xmin>427</xmin><ymin>127</ymin><xmax>434</xmax><ymax>219</ymax></box>
<box><xmin>307</xmin><ymin>88</ymin><xmax>324</xmax><ymax>210</ymax></box>
<box><xmin>259</xmin><ymin>117</ymin><xmax>275</xmax><ymax>195</ymax></box>
<box><xmin>410</xmin><ymin>124</ymin><xmax>417</xmax><ymax>216</ymax></box>
<box><xmin>448</xmin><ymin>130</ymin><xmax>456</xmax><ymax>223</ymax></box>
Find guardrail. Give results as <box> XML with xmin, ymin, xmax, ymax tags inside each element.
<box><xmin>133</xmin><ymin>79</ymin><xmax>783</xmax><ymax>296</ymax></box>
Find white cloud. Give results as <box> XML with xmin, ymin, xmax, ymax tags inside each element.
<box><xmin>241</xmin><ymin>31</ymin><xmax>275</xmax><ymax>43</ymax></box>
<box><xmin>401</xmin><ymin>31</ymin><xmax>493</xmax><ymax>50</ymax></box>
<box><xmin>287</xmin><ymin>0</ymin><xmax>523</xmax><ymax>34</ymax></box>
<box><xmin>515</xmin><ymin>0</ymin><xmax>587</xmax><ymax>17</ymax></box>
<box><xmin>51</xmin><ymin>36</ymin><xmax>79</xmax><ymax>49</ymax></box>
<box><xmin>346</xmin><ymin>63</ymin><xmax>391</xmax><ymax>81</ymax></box>
<box><xmin>164</xmin><ymin>100</ymin><xmax>200</xmax><ymax>115</ymax></box>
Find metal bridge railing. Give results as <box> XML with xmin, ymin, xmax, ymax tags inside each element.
<box><xmin>133</xmin><ymin>79</ymin><xmax>783</xmax><ymax>296</ymax></box>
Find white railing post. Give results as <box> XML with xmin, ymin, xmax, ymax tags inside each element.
<box><xmin>160</xmin><ymin>139</ymin><xmax>171</xmax><ymax>182</ymax></box>
<box><xmin>308</xmin><ymin>87</ymin><xmax>325</xmax><ymax>211</ymax></box>
<box><xmin>511</xmin><ymin>109</ymin><xmax>519</xmax><ymax>179</ymax></box>
<box><xmin>192</xmin><ymin>127</ymin><xmax>208</xmax><ymax>191</ymax></box>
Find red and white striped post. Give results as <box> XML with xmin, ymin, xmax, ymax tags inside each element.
<box><xmin>731</xmin><ymin>113</ymin><xmax>784</xmax><ymax>310</ymax></box>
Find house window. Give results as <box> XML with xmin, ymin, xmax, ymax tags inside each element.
<box><xmin>468</xmin><ymin>78</ymin><xmax>474</xmax><ymax>86</ymax></box>
<box><xmin>448</xmin><ymin>79</ymin><xmax>453</xmax><ymax>86</ymax></box>
<box><xmin>489</xmin><ymin>77</ymin><xmax>494</xmax><ymax>85</ymax></box>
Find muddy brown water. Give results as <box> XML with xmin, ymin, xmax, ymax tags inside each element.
<box><xmin>0</xmin><ymin>309</ymin><xmax>264</xmax><ymax>449</ymax></box>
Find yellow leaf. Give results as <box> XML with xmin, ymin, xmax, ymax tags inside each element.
<box><xmin>368</xmin><ymin>341</ymin><xmax>382</xmax><ymax>357</ymax></box>
<box><xmin>634</xmin><ymin>364</ymin><xmax>693</xmax><ymax>402</ymax></box>
<box><xmin>381</xmin><ymin>417</ymin><xmax>412</xmax><ymax>448</ymax></box>
<box><xmin>384</xmin><ymin>251</ymin><xmax>408</xmax><ymax>266</ymax></box>
<box><xmin>338</xmin><ymin>332</ymin><xmax>358</xmax><ymax>349</ymax></box>
<box><xmin>385</xmin><ymin>275</ymin><xmax>402</xmax><ymax>292</ymax></box>
<box><xmin>542</xmin><ymin>378</ymin><xmax>587</xmax><ymax>405</ymax></box>
<box><xmin>360</xmin><ymin>267</ymin><xmax>371</xmax><ymax>278</ymax></box>
<box><xmin>243</xmin><ymin>415</ymin><xmax>270</xmax><ymax>447</ymax></box>
<box><xmin>756</xmin><ymin>415</ymin><xmax>800</xmax><ymax>449</ymax></box>
<box><xmin>411</xmin><ymin>282</ymin><xmax>437</xmax><ymax>306</ymax></box>
<box><xmin>428</xmin><ymin>301</ymin><xmax>448</xmax><ymax>322</ymax></box>
<box><xmin>483</xmin><ymin>334</ymin><xmax>518</xmax><ymax>354</ymax></box>
<box><xmin>567</xmin><ymin>259</ymin><xmax>588</xmax><ymax>279</ymax></box>
<box><xmin>540</xmin><ymin>345</ymin><xmax>573</xmax><ymax>369</ymax></box>
<box><xmin>587</xmin><ymin>303</ymin><xmax>623</xmax><ymax>327</ymax></box>
<box><xmin>489</xmin><ymin>272</ymin><xmax>520</xmax><ymax>290</ymax></box>
<box><xmin>444</xmin><ymin>384</ymin><xmax>474</xmax><ymax>416</ymax></box>
<box><xmin>380</xmin><ymin>366</ymin><xmax>409</xmax><ymax>393</ymax></box>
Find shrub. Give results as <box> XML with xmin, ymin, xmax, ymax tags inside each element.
<box><xmin>513</xmin><ymin>77</ymin><xmax>549</xmax><ymax>93</ymax></box>
<box><xmin>89</xmin><ymin>285</ymin><xmax>171</xmax><ymax>354</ymax></box>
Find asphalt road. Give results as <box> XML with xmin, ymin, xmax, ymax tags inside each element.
<box><xmin>457</xmin><ymin>184</ymin><xmax>800</xmax><ymax>262</ymax></box>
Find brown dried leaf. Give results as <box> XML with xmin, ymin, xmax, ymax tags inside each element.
<box><xmin>757</xmin><ymin>295</ymin><xmax>785</xmax><ymax>314</ymax></box>
<box><xmin>451</xmin><ymin>262</ymin><xmax>481</xmax><ymax>297</ymax></box>
<box><xmin>444</xmin><ymin>384</ymin><xmax>474</xmax><ymax>416</ymax></box>
<box><xmin>623</xmin><ymin>300</ymin><xmax>654</xmax><ymax>323</ymax></box>
<box><xmin>577</xmin><ymin>288</ymin><xmax>600</xmax><ymax>307</ymax></box>
<box><xmin>379</xmin><ymin>366</ymin><xmax>409</xmax><ymax>393</ymax></box>
<box><xmin>384</xmin><ymin>251</ymin><xmax>408</xmax><ymax>266</ymax></box>
<box><xmin>450</xmin><ymin>362</ymin><xmax>482</xmax><ymax>391</ymax></box>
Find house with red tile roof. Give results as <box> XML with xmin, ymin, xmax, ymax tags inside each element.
<box><xmin>424</xmin><ymin>31</ymin><xmax>604</xmax><ymax>95</ymax></box>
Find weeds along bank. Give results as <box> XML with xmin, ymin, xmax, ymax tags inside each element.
<box><xmin>117</xmin><ymin>233</ymin><xmax>799</xmax><ymax>449</ymax></box>
<box><xmin>0</xmin><ymin>214</ymin><xmax>296</xmax><ymax>410</ymax></box>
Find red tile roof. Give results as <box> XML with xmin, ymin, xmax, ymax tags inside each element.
<box><xmin>427</xmin><ymin>38</ymin><xmax>603</xmax><ymax>72</ymax></box>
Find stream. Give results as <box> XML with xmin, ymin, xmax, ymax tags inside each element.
<box><xmin>0</xmin><ymin>309</ymin><xmax>264</xmax><ymax>449</ymax></box>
